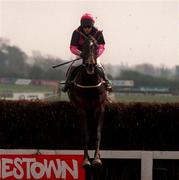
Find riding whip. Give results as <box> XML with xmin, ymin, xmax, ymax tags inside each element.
<box><xmin>52</xmin><ymin>57</ymin><xmax>82</xmax><ymax>68</ymax></box>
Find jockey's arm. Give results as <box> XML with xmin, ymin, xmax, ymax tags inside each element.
<box><xmin>97</xmin><ymin>44</ymin><xmax>105</xmax><ymax>57</ymax></box>
<box><xmin>70</xmin><ymin>45</ymin><xmax>82</xmax><ymax>56</ymax></box>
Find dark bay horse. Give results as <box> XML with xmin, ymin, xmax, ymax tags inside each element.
<box><xmin>68</xmin><ymin>37</ymin><xmax>109</xmax><ymax>167</ymax></box>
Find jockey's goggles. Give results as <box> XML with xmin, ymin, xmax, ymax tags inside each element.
<box><xmin>83</xmin><ymin>26</ymin><xmax>92</xmax><ymax>29</ymax></box>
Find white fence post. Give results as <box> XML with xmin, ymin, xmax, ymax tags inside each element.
<box><xmin>141</xmin><ymin>151</ymin><xmax>153</xmax><ymax>180</ymax></box>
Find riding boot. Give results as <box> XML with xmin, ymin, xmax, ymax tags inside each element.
<box><xmin>97</xmin><ymin>66</ymin><xmax>112</xmax><ymax>92</ymax></box>
<box><xmin>61</xmin><ymin>79</ymin><xmax>71</xmax><ymax>92</ymax></box>
<box><xmin>62</xmin><ymin>66</ymin><xmax>79</xmax><ymax>92</ymax></box>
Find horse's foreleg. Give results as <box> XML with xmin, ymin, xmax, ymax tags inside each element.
<box><xmin>78</xmin><ymin>110</ymin><xmax>91</xmax><ymax>167</ymax></box>
<box><xmin>92</xmin><ymin>106</ymin><xmax>105</xmax><ymax>166</ymax></box>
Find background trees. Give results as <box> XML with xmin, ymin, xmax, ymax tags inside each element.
<box><xmin>0</xmin><ymin>38</ymin><xmax>178</xmax><ymax>90</ymax></box>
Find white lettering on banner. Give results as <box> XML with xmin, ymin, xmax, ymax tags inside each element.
<box><xmin>44</xmin><ymin>159</ymin><xmax>62</xmax><ymax>178</ymax></box>
<box><xmin>0</xmin><ymin>157</ymin><xmax>80</xmax><ymax>179</ymax></box>
<box><xmin>13</xmin><ymin>158</ymin><xmax>24</xmax><ymax>179</ymax></box>
<box><xmin>31</xmin><ymin>161</ymin><xmax>45</xmax><ymax>179</ymax></box>
<box><xmin>23</xmin><ymin>158</ymin><xmax>36</xmax><ymax>179</ymax></box>
<box><xmin>61</xmin><ymin>160</ymin><xmax>78</xmax><ymax>179</ymax></box>
<box><xmin>2</xmin><ymin>158</ymin><xmax>13</xmax><ymax>178</ymax></box>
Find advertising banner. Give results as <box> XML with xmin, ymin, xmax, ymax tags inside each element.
<box><xmin>0</xmin><ymin>154</ymin><xmax>85</xmax><ymax>180</ymax></box>
<box><xmin>15</xmin><ymin>79</ymin><xmax>32</xmax><ymax>85</ymax></box>
<box><xmin>112</xmin><ymin>80</ymin><xmax>134</xmax><ymax>87</ymax></box>
<box><xmin>13</xmin><ymin>92</ymin><xmax>45</xmax><ymax>100</ymax></box>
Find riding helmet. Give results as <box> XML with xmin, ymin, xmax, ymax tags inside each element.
<box><xmin>80</xmin><ymin>13</ymin><xmax>95</xmax><ymax>27</ymax></box>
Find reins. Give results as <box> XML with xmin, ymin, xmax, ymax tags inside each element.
<box><xmin>75</xmin><ymin>29</ymin><xmax>101</xmax><ymax>47</ymax></box>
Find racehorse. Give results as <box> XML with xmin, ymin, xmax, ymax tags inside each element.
<box><xmin>68</xmin><ymin>37</ymin><xmax>109</xmax><ymax>167</ymax></box>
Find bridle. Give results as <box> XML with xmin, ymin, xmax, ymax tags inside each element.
<box><xmin>72</xmin><ymin>37</ymin><xmax>105</xmax><ymax>88</ymax></box>
<box><xmin>82</xmin><ymin>37</ymin><xmax>98</xmax><ymax>75</ymax></box>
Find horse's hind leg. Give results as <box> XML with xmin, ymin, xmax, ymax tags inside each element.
<box><xmin>78</xmin><ymin>109</ymin><xmax>91</xmax><ymax>167</ymax></box>
<box><xmin>92</xmin><ymin>106</ymin><xmax>105</xmax><ymax>166</ymax></box>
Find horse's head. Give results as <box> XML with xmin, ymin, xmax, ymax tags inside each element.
<box><xmin>82</xmin><ymin>37</ymin><xmax>98</xmax><ymax>75</ymax></box>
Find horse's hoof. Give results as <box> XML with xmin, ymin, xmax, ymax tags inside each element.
<box><xmin>82</xmin><ymin>159</ymin><xmax>91</xmax><ymax>168</ymax></box>
<box><xmin>92</xmin><ymin>158</ymin><xmax>102</xmax><ymax>167</ymax></box>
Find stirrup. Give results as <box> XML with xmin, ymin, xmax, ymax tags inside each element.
<box><xmin>62</xmin><ymin>86</ymin><xmax>68</xmax><ymax>92</ymax></box>
<box><xmin>105</xmin><ymin>83</ymin><xmax>112</xmax><ymax>92</ymax></box>
<box><xmin>62</xmin><ymin>83</ymin><xmax>70</xmax><ymax>92</ymax></box>
<box><xmin>62</xmin><ymin>81</ymin><xmax>73</xmax><ymax>92</ymax></box>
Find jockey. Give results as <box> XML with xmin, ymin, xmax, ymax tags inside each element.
<box><xmin>62</xmin><ymin>13</ymin><xmax>112</xmax><ymax>92</ymax></box>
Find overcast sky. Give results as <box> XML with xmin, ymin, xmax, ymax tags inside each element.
<box><xmin>0</xmin><ymin>0</ymin><xmax>178</xmax><ymax>67</ymax></box>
